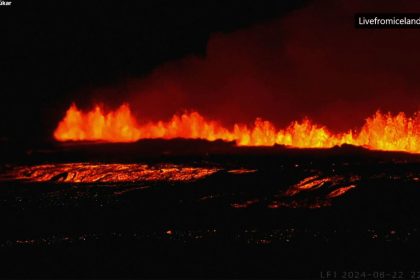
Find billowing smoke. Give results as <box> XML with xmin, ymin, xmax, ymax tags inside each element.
<box><xmin>90</xmin><ymin>0</ymin><xmax>420</xmax><ymax>132</ymax></box>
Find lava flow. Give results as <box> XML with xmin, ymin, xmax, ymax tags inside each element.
<box><xmin>1</xmin><ymin>163</ymin><xmax>220</xmax><ymax>183</ymax></box>
<box><xmin>54</xmin><ymin>103</ymin><xmax>420</xmax><ymax>153</ymax></box>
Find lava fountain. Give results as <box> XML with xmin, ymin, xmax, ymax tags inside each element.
<box><xmin>54</xmin><ymin>103</ymin><xmax>420</xmax><ymax>153</ymax></box>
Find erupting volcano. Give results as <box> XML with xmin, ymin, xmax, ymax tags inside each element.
<box><xmin>5</xmin><ymin>0</ymin><xmax>420</xmax><ymax>278</ymax></box>
<box><xmin>54</xmin><ymin>103</ymin><xmax>420</xmax><ymax>153</ymax></box>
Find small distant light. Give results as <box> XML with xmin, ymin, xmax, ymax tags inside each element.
<box><xmin>166</xmin><ymin>230</ymin><xmax>173</xmax><ymax>235</ymax></box>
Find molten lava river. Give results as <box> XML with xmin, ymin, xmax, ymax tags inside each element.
<box><xmin>54</xmin><ymin>104</ymin><xmax>420</xmax><ymax>153</ymax></box>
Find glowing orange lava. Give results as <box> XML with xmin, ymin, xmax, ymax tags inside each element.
<box><xmin>54</xmin><ymin>103</ymin><xmax>420</xmax><ymax>153</ymax></box>
<box><xmin>1</xmin><ymin>163</ymin><xmax>220</xmax><ymax>183</ymax></box>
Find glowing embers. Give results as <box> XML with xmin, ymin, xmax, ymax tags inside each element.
<box><xmin>227</xmin><ymin>169</ymin><xmax>258</xmax><ymax>175</ymax></box>
<box><xmin>327</xmin><ymin>185</ymin><xmax>356</xmax><ymax>199</ymax></box>
<box><xmin>54</xmin><ymin>103</ymin><xmax>420</xmax><ymax>153</ymax></box>
<box><xmin>231</xmin><ymin>199</ymin><xmax>259</xmax><ymax>209</ymax></box>
<box><xmin>226</xmin><ymin>174</ymin><xmax>360</xmax><ymax>210</ymax></box>
<box><xmin>267</xmin><ymin>174</ymin><xmax>360</xmax><ymax>209</ymax></box>
<box><xmin>284</xmin><ymin>175</ymin><xmax>359</xmax><ymax>197</ymax></box>
<box><xmin>2</xmin><ymin>163</ymin><xmax>220</xmax><ymax>183</ymax></box>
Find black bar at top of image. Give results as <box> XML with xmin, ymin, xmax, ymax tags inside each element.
<box><xmin>355</xmin><ymin>13</ymin><xmax>420</xmax><ymax>29</ymax></box>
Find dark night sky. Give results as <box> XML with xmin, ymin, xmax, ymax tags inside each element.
<box><xmin>0</xmin><ymin>0</ymin><xmax>308</xmax><ymax>145</ymax></box>
<box><xmin>1</xmin><ymin>0</ymin><xmax>419</xmax><ymax>146</ymax></box>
